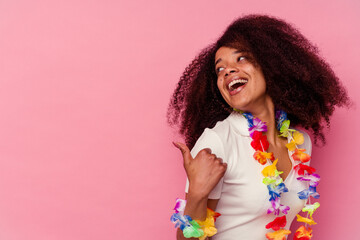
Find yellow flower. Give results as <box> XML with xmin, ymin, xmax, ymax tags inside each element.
<box><xmin>262</xmin><ymin>159</ymin><xmax>278</xmax><ymax>177</ymax></box>
<box><xmin>195</xmin><ymin>208</ymin><xmax>220</xmax><ymax>240</ymax></box>
<box><xmin>296</xmin><ymin>214</ymin><xmax>317</xmax><ymax>225</ymax></box>
<box><xmin>286</xmin><ymin>131</ymin><xmax>304</xmax><ymax>151</ymax></box>
<box><xmin>302</xmin><ymin>202</ymin><xmax>320</xmax><ymax>218</ymax></box>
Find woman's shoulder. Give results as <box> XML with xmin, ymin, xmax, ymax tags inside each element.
<box><xmin>190</xmin><ymin>115</ymin><xmax>237</xmax><ymax>160</ymax></box>
<box><xmin>210</xmin><ymin>111</ymin><xmax>249</xmax><ymax>137</ymax></box>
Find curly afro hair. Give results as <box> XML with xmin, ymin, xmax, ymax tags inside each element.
<box><xmin>167</xmin><ymin>14</ymin><xmax>350</xmax><ymax>149</ymax></box>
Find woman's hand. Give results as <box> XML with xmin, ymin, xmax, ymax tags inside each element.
<box><xmin>173</xmin><ymin>142</ymin><xmax>227</xmax><ymax>199</ymax></box>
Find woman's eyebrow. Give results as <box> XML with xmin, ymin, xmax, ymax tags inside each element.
<box><xmin>214</xmin><ymin>50</ymin><xmax>246</xmax><ymax>66</ymax></box>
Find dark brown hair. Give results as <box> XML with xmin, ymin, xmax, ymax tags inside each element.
<box><xmin>167</xmin><ymin>14</ymin><xmax>350</xmax><ymax>149</ymax></box>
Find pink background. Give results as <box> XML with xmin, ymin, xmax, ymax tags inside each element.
<box><xmin>0</xmin><ymin>0</ymin><xmax>359</xmax><ymax>239</ymax></box>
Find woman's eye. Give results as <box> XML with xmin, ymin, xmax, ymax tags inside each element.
<box><xmin>217</xmin><ymin>67</ymin><xmax>224</xmax><ymax>73</ymax></box>
<box><xmin>238</xmin><ymin>56</ymin><xmax>246</xmax><ymax>61</ymax></box>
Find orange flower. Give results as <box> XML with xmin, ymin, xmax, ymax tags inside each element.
<box><xmin>266</xmin><ymin>229</ymin><xmax>291</xmax><ymax>240</ymax></box>
<box><xmin>292</xmin><ymin>149</ymin><xmax>311</xmax><ymax>163</ymax></box>
<box><xmin>294</xmin><ymin>225</ymin><xmax>312</xmax><ymax>239</ymax></box>
<box><xmin>254</xmin><ymin>151</ymin><xmax>274</xmax><ymax>165</ymax></box>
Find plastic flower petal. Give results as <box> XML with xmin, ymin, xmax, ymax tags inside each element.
<box><xmin>263</xmin><ymin>176</ymin><xmax>283</xmax><ymax>185</ymax></box>
<box><xmin>171</xmin><ymin>213</ymin><xmax>204</xmax><ymax>238</ymax></box>
<box><xmin>249</xmin><ymin>117</ymin><xmax>268</xmax><ymax>137</ymax></box>
<box><xmin>206</xmin><ymin>208</ymin><xmax>221</xmax><ymax>221</ymax></box>
<box><xmin>294</xmin><ymin>164</ymin><xmax>316</xmax><ymax>175</ymax></box>
<box><xmin>276</xmin><ymin>110</ymin><xmax>288</xmax><ymax>130</ymax></box>
<box><xmin>254</xmin><ymin>151</ymin><xmax>274</xmax><ymax>165</ymax></box>
<box><xmin>265</xmin><ymin>215</ymin><xmax>287</xmax><ymax>231</ymax></box>
<box><xmin>251</xmin><ymin>131</ymin><xmax>269</xmax><ymax>151</ymax></box>
<box><xmin>183</xmin><ymin>220</ymin><xmax>204</xmax><ymax>238</ymax></box>
<box><xmin>294</xmin><ymin>225</ymin><xmax>313</xmax><ymax>240</ymax></box>
<box><xmin>302</xmin><ymin>202</ymin><xmax>320</xmax><ymax>217</ymax></box>
<box><xmin>262</xmin><ymin>159</ymin><xmax>279</xmax><ymax>177</ymax></box>
<box><xmin>296</xmin><ymin>215</ymin><xmax>317</xmax><ymax>225</ymax></box>
<box><xmin>242</xmin><ymin>112</ymin><xmax>254</xmax><ymax>127</ymax></box>
<box><xmin>193</xmin><ymin>208</ymin><xmax>221</xmax><ymax>240</ymax></box>
<box><xmin>278</xmin><ymin>119</ymin><xmax>295</xmax><ymax>138</ymax></box>
<box><xmin>267</xmin><ymin>183</ymin><xmax>288</xmax><ymax>201</ymax></box>
<box><xmin>196</xmin><ymin>217</ymin><xmax>216</xmax><ymax>240</ymax></box>
<box><xmin>297</xmin><ymin>174</ymin><xmax>320</xmax><ymax>187</ymax></box>
<box><xmin>170</xmin><ymin>213</ymin><xmax>192</xmax><ymax>230</ymax></box>
<box><xmin>292</xmin><ymin>149</ymin><xmax>311</xmax><ymax>163</ymax></box>
<box><xmin>298</xmin><ymin>186</ymin><xmax>320</xmax><ymax>200</ymax></box>
<box><xmin>265</xmin><ymin>229</ymin><xmax>291</xmax><ymax>240</ymax></box>
<box><xmin>279</xmin><ymin>119</ymin><xmax>290</xmax><ymax>137</ymax></box>
<box><xmin>293</xmin><ymin>131</ymin><xmax>305</xmax><ymax>144</ymax></box>
<box><xmin>285</xmin><ymin>141</ymin><xmax>296</xmax><ymax>152</ymax></box>
<box><xmin>286</xmin><ymin>131</ymin><xmax>304</xmax><ymax>151</ymax></box>
<box><xmin>267</xmin><ymin>198</ymin><xmax>290</xmax><ymax>215</ymax></box>
<box><xmin>174</xmin><ymin>198</ymin><xmax>186</xmax><ymax>213</ymax></box>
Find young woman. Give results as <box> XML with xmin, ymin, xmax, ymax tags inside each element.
<box><xmin>168</xmin><ymin>14</ymin><xmax>349</xmax><ymax>240</ymax></box>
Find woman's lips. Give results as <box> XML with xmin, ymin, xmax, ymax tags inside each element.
<box><xmin>229</xmin><ymin>82</ymin><xmax>247</xmax><ymax>96</ymax></box>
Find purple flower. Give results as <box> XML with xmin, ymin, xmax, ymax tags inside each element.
<box><xmin>297</xmin><ymin>173</ymin><xmax>320</xmax><ymax>187</ymax></box>
<box><xmin>267</xmin><ymin>198</ymin><xmax>290</xmax><ymax>215</ymax></box>
<box><xmin>249</xmin><ymin>118</ymin><xmax>267</xmax><ymax>137</ymax></box>
<box><xmin>174</xmin><ymin>198</ymin><xmax>186</xmax><ymax>213</ymax></box>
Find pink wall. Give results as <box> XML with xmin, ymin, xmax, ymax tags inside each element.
<box><xmin>0</xmin><ymin>0</ymin><xmax>358</xmax><ymax>239</ymax></box>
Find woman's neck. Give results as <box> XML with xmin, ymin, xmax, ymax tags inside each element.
<box><xmin>250</xmin><ymin>97</ymin><xmax>279</xmax><ymax>146</ymax></box>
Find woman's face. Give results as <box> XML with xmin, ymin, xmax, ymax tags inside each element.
<box><xmin>215</xmin><ymin>46</ymin><xmax>268</xmax><ymax>113</ymax></box>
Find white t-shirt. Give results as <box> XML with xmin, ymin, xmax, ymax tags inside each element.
<box><xmin>185</xmin><ymin>111</ymin><xmax>312</xmax><ymax>240</ymax></box>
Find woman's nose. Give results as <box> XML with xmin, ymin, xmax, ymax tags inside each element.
<box><xmin>224</xmin><ymin>66</ymin><xmax>238</xmax><ymax>76</ymax></box>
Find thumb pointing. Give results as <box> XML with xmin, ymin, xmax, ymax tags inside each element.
<box><xmin>172</xmin><ymin>141</ymin><xmax>192</xmax><ymax>163</ymax></box>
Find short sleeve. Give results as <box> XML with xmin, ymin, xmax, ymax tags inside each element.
<box><xmin>185</xmin><ymin>128</ymin><xmax>226</xmax><ymax>199</ymax></box>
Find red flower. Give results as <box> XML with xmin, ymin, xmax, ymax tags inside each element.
<box><xmin>251</xmin><ymin>131</ymin><xmax>269</xmax><ymax>151</ymax></box>
<box><xmin>265</xmin><ymin>215</ymin><xmax>287</xmax><ymax>231</ymax></box>
<box><xmin>294</xmin><ymin>164</ymin><xmax>316</xmax><ymax>175</ymax></box>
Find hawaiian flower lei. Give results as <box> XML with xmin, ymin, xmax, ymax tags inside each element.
<box><xmin>170</xmin><ymin>198</ymin><xmax>221</xmax><ymax>239</ymax></box>
<box><xmin>242</xmin><ymin>110</ymin><xmax>320</xmax><ymax>240</ymax></box>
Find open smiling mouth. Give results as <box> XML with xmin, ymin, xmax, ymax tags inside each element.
<box><xmin>228</xmin><ymin>79</ymin><xmax>248</xmax><ymax>95</ymax></box>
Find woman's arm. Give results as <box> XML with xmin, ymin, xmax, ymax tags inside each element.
<box><xmin>173</xmin><ymin>142</ymin><xmax>225</xmax><ymax>240</ymax></box>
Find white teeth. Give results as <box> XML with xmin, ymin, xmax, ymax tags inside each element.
<box><xmin>228</xmin><ymin>79</ymin><xmax>248</xmax><ymax>89</ymax></box>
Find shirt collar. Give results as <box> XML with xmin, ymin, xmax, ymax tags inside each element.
<box><xmin>227</xmin><ymin>111</ymin><xmax>251</xmax><ymax>136</ymax></box>
<box><xmin>227</xmin><ymin>111</ymin><xmax>295</xmax><ymax>143</ymax></box>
